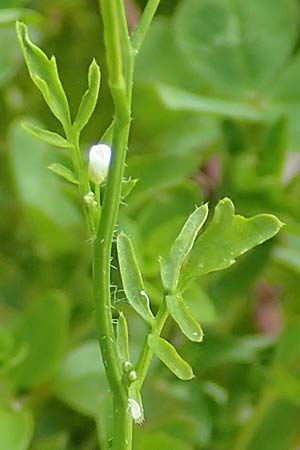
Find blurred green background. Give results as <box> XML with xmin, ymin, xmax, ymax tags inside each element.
<box><xmin>1</xmin><ymin>0</ymin><xmax>300</xmax><ymax>449</ymax></box>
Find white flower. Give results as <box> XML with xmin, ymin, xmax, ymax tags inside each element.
<box><xmin>89</xmin><ymin>144</ymin><xmax>111</xmax><ymax>184</ymax></box>
<box><xmin>128</xmin><ymin>398</ymin><xmax>143</xmax><ymax>424</ymax></box>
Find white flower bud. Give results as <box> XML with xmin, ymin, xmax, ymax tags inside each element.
<box><xmin>89</xmin><ymin>144</ymin><xmax>111</xmax><ymax>184</ymax></box>
<box><xmin>128</xmin><ymin>370</ymin><xmax>137</xmax><ymax>382</ymax></box>
<box><xmin>83</xmin><ymin>191</ymin><xmax>97</xmax><ymax>208</ymax></box>
<box><xmin>123</xmin><ymin>361</ymin><xmax>134</xmax><ymax>373</ymax></box>
<box><xmin>128</xmin><ymin>398</ymin><xmax>143</xmax><ymax>424</ymax></box>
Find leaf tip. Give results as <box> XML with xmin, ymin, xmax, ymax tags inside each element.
<box><xmin>16</xmin><ymin>20</ymin><xmax>25</xmax><ymax>34</ymax></box>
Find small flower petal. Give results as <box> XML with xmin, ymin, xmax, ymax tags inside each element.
<box><xmin>89</xmin><ymin>144</ymin><xmax>111</xmax><ymax>184</ymax></box>
<box><xmin>128</xmin><ymin>398</ymin><xmax>143</xmax><ymax>423</ymax></box>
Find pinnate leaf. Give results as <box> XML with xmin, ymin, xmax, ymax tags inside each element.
<box><xmin>166</xmin><ymin>294</ymin><xmax>203</xmax><ymax>342</ymax></box>
<box><xmin>160</xmin><ymin>204</ymin><xmax>208</xmax><ymax>292</ymax></box>
<box><xmin>22</xmin><ymin>121</ymin><xmax>71</xmax><ymax>148</ymax></box>
<box><xmin>117</xmin><ymin>233</ymin><xmax>154</xmax><ymax>324</ymax></box>
<box><xmin>48</xmin><ymin>163</ymin><xmax>78</xmax><ymax>185</ymax></box>
<box><xmin>181</xmin><ymin>198</ymin><xmax>283</xmax><ymax>284</ymax></box>
<box><xmin>157</xmin><ymin>84</ymin><xmax>267</xmax><ymax>121</ymax></box>
<box><xmin>148</xmin><ymin>334</ymin><xmax>194</xmax><ymax>380</ymax></box>
<box><xmin>16</xmin><ymin>22</ymin><xmax>71</xmax><ymax>131</ymax></box>
<box><xmin>73</xmin><ymin>59</ymin><xmax>101</xmax><ymax>133</ymax></box>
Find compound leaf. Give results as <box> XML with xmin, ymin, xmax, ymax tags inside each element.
<box><xmin>73</xmin><ymin>59</ymin><xmax>101</xmax><ymax>133</ymax></box>
<box><xmin>166</xmin><ymin>294</ymin><xmax>203</xmax><ymax>342</ymax></box>
<box><xmin>117</xmin><ymin>233</ymin><xmax>154</xmax><ymax>324</ymax></box>
<box><xmin>181</xmin><ymin>198</ymin><xmax>283</xmax><ymax>285</ymax></box>
<box><xmin>160</xmin><ymin>204</ymin><xmax>208</xmax><ymax>292</ymax></box>
<box><xmin>148</xmin><ymin>334</ymin><xmax>194</xmax><ymax>380</ymax></box>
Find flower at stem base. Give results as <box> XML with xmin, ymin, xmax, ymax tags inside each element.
<box><xmin>89</xmin><ymin>144</ymin><xmax>111</xmax><ymax>184</ymax></box>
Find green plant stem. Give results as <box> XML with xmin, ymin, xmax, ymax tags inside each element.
<box><xmin>93</xmin><ymin>115</ymin><xmax>132</xmax><ymax>450</ymax></box>
<box><xmin>131</xmin><ymin>0</ymin><xmax>161</xmax><ymax>52</ymax></box>
<box><xmin>96</xmin><ymin>2</ymin><xmax>133</xmax><ymax>450</ymax></box>
<box><xmin>94</xmin><ymin>1</ymin><xmax>162</xmax><ymax>448</ymax></box>
<box><xmin>136</xmin><ymin>300</ymin><xmax>169</xmax><ymax>387</ymax></box>
<box><xmin>67</xmin><ymin>131</ymin><xmax>94</xmax><ymax>232</ymax></box>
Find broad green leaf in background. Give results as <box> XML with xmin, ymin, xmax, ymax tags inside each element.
<box><xmin>269</xmin><ymin>53</ymin><xmax>300</xmax><ymax>146</ymax></box>
<box><xmin>269</xmin><ymin>320</ymin><xmax>300</xmax><ymax>404</ymax></box>
<box><xmin>175</xmin><ymin>0</ymin><xmax>299</xmax><ymax>97</ymax></box>
<box><xmin>22</xmin><ymin>121</ymin><xmax>71</xmax><ymax>148</ymax></box>
<box><xmin>0</xmin><ymin>8</ymin><xmax>41</xmax><ymax>86</ymax></box>
<box><xmin>184</xmin><ymin>283</ymin><xmax>217</xmax><ymax>325</ymax></box>
<box><xmin>48</xmin><ymin>163</ymin><xmax>79</xmax><ymax>185</ymax></box>
<box><xmin>30</xmin><ymin>433</ymin><xmax>68</xmax><ymax>450</ymax></box>
<box><xmin>117</xmin><ymin>232</ymin><xmax>154</xmax><ymax>324</ymax></box>
<box><xmin>127</xmin><ymin>153</ymin><xmax>201</xmax><ymax>202</ymax></box>
<box><xmin>160</xmin><ymin>204</ymin><xmax>208</xmax><ymax>292</ymax></box>
<box><xmin>258</xmin><ymin>118</ymin><xmax>288</xmax><ymax>179</ymax></box>
<box><xmin>0</xmin><ymin>326</ymin><xmax>13</xmax><ymax>369</ymax></box>
<box><xmin>73</xmin><ymin>59</ymin><xmax>101</xmax><ymax>133</ymax></box>
<box><xmin>181</xmin><ymin>198</ymin><xmax>283</xmax><ymax>284</ymax></box>
<box><xmin>147</xmin><ymin>334</ymin><xmax>194</xmax><ymax>380</ymax></box>
<box><xmin>12</xmin><ymin>292</ymin><xmax>69</xmax><ymax>388</ymax></box>
<box><xmin>16</xmin><ymin>21</ymin><xmax>71</xmax><ymax>131</ymax></box>
<box><xmin>0</xmin><ymin>8</ymin><xmax>41</xmax><ymax>26</ymax></box>
<box><xmin>234</xmin><ymin>396</ymin><xmax>299</xmax><ymax>450</ymax></box>
<box><xmin>52</xmin><ymin>341</ymin><xmax>109</xmax><ymax>418</ymax></box>
<box><xmin>189</xmin><ymin>333</ymin><xmax>274</xmax><ymax>374</ymax></box>
<box><xmin>10</xmin><ymin>120</ymin><xmax>80</xmax><ymax>252</ymax></box>
<box><xmin>0</xmin><ymin>406</ymin><xmax>33</xmax><ymax>450</ymax></box>
<box><xmin>133</xmin><ymin>184</ymin><xmax>202</xmax><ymax>277</ymax></box>
<box><xmin>0</xmin><ymin>325</ymin><xmax>27</xmax><ymax>374</ymax></box>
<box><xmin>166</xmin><ymin>294</ymin><xmax>203</xmax><ymax>342</ymax></box>
<box><xmin>136</xmin><ymin>432</ymin><xmax>194</xmax><ymax>450</ymax></box>
<box><xmin>135</xmin><ymin>18</ymin><xmax>202</xmax><ymax>92</ymax></box>
<box><xmin>53</xmin><ymin>341</ymin><xmax>112</xmax><ymax>445</ymax></box>
<box><xmin>157</xmin><ymin>84</ymin><xmax>269</xmax><ymax>122</ymax></box>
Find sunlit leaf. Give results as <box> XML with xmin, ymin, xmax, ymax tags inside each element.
<box><xmin>166</xmin><ymin>294</ymin><xmax>203</xmax><ymax>342</ymax></box>
<box><xmin>48</xmin><ymin>163</ymin><xmax>78</xmax><ymax>185</ymax></box>
<box><xmin>22</xmin><ymin>121</ymin><xmax>71</xmax><ymax>148</ymax></box>
<box><xmin>181</xmin><ymin>198</ymin><xmax>283</xmax><ymax>284</ymax></box>
<box><xmin>175</xmin><ymin>0</ymin><xmax>299</xmax><ymax>96</ymax></box>
<box><xmin>160</xmin><ymin>204</ymin><xmax>208</xmax><ymax>292</ymax></box>
<box><xmin>117</xmin><ymin>232</ymin><xmax>154</xmax><ymax>324</ymax></box>
<box><xmin>157</xmin><ymin>84</ymin><xmax>268</xmax><ymax>121</ymax></box>
<box><xmin>138</xmin><ymin>432</ymin><xmax>193</xmax><ymax>450</ymax></box>
<box><xmin>52</xmin><ymin>341</ymin><xmax>109</xmax><ymax>418</ymax></box>
<box><xmin>0</xmin><ymin>406</ymin><xmax>33</xmax><ymax>450</ymax></box>
<box><xmin>16</xmin><ymin>22</ymin><xmax>71</xmax><ymax>131</ymax></box>
<box><xmin>73</xmin><ymin>59</ymin><xmax>101</xmax><ymax>133</ymax></box>
<box><xmin>12</xmin><ymin>292</ymin><xmax>69</xmax><ymax>388</ymax></box>
<box><xmin>148</xmin><ymin>334</ymin><xmax>194</xmax><ymax>380</ymax></box>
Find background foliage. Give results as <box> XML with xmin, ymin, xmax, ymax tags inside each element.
<box><xmin>1</xmin><ymin>0</ymin><xmax>300</xmax><ymax>449</ymax></box>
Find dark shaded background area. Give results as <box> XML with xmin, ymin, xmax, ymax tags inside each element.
<box><xmin>1</xmin><ymin>1</ymin><xmax>300</xmax><ymax>449</ymax></box>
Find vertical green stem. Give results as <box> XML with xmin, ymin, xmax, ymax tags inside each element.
<box><xmin>96</xmin><ymin>2</ymin><xmax>132</xmax><ymax>450</ymax></box>
<box><xmin>93</xmin><ymin>117</ymin><xmax>132</xmax><ymax>450</ymax></box>
<box><xmin>94</xmin><ymin>1</ymin><xmax>161</xmax><ymax>448</ymax></box>
<box><xmin>136</xmin><ymin>299</ymin><xmax>169</xmax><ymax>387</ymax></box>
<box><xmin>131</xmin><ymin>0</ymin><xmax>161</xmax><ymax>52</ymax></box>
